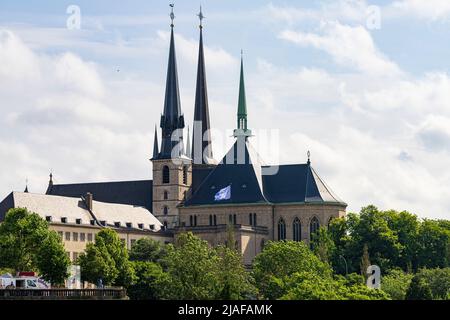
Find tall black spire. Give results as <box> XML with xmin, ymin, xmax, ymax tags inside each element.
<box><xmin>158</xmin><ymin>4</ymin><xmax>185</xmax><ymax>159</ymax></box>
<box><xmin>152</xmin><ymin>125</ymin><xmax>159</xmax><ymax>159</ymax></box>
<box><xmin>192</xmin><ymin>6</ymin><xmax>213</xmax><ymax>165</ymax></box>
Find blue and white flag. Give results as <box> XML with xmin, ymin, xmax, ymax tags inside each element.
<box><xmin>214</xmin><ymin>185</ymin><xmax>231</xmax><ymax>201</ymax></box>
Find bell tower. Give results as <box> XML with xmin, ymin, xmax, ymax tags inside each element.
<box><xmin>151</xmin><ymin>4</ymin><xmax>192</xmax><ymax>229</ymax></box>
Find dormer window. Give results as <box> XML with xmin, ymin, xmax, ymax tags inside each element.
<box><xmin>150</xmin><ymin>224</ymin><xmax>155</xmax><ymax>230</ymax></box>
<box><xmin>61</xmin><ymin>217</ymin><xmax>67</xmax><ymax>224</ymax></box>
<box><xmin>76</xmin><ymin>218</ymin><xmax>82</xmax><ymax>225</ymax></box>
<box><xmin>114</xmin><ymin>222</ymin><xmax>121</xmax><ymax>228</ymax></box>
<box><xmin>138</xmin><ymin>223</ymin><xmax>144</xmax><ymax>229</ymax></box>
<box><xmin>90</xmin><ymin>220</ymin><xmax>95</xmax><ymax>226</ymax></box>
<box><xmin>100</xmin><ymin>220</ymin><xmax>106</xmax><ymax>226</ymax></box>
<box><xmin>126</xmin><ymin>222</ymin><xmax>132</xmax><ymax>228</ymax></box>
<box><xmin>46</xmin><ymin>216</ymin><xmax>52</xmax><ymax>222</ymax></box>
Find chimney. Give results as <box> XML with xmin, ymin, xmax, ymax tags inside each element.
<box><xmin>85</xmin><ymin>192</ymin><xmax>93</xmax><ymax>211</ymax></box>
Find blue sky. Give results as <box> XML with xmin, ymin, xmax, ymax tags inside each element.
<box><xmin>2</xmin><ymin>0</ymin><xmax>450</xmax><ymax>219</ymax></box>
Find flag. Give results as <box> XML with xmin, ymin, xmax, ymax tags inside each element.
<box><xmin>214</xmin><ymin>185</ymin><xmax>231</xmax><ymax>201</ymax></box>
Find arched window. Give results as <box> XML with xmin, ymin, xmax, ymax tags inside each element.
<box><xmin>328</xmin><ymin>217</ymin><xmax>333</xmax><ymax>227</ymax></box>
<box><xmin>253</xmin><ymin>213</ymin><xmax>257</xmax><ymax>226</ymax></box>
<box><xmin>233</xmin><ymin>214</ymin><xmax>237</xmax><ymax>225</ymax></box>
<box><xmin>228</xmin><ymin>214</ymin><xmax>233</xmax><ymax>224</ymax></box>
<box><xmin>194</xmin><ymin>215</ymin><xmax>197</xmax><ymax>226</ymax></box>
<box><xmin>163</xmin><ymin>191</ymin><xmax>168</xmax><ymax>200</ymax></box>
<box><xmin>162</xmin><ymin>166</ymin><xmax>170</xmax><ymax>184</ymax></box>
<box><xmin>213</xmin><ymin>215</ymin><xmax>217</xmax><ymax>226</ymax></box>
<box><xmin>310</xmin><ymin>216</ymin><xmax>320</xmax><ymax>241</ymax></box>
<box><xmin>209</xmin><ymin>215</ymin><xmax>213</xmax><ymax>226</ymax></box>
<box><xmin>163</xmin><ymin>206</ymin><xmax>168</xmax><ymax>215</ymax></box>
<box><xmin>278</xmin><ymin>218</ymin><xmax>286</xmax><ymax>241</ymax></box>
<box><xmin>293</xmin><ymin>218</ymin><xmax>301</xmax><ymax>242</ymax></box>
<box><xmin>183</xmin><ymin>166</ymin><xmax>188</xmax><ymax>185</ymax></box>
<box><xmin>190</xmin><ymin>215</ymin><xmax>193</xmax><ymax>226</ymax></box>
<box><xmin>249</xmin><ymin>213</ymin><xmax>253</xmax><ymax>226</ymax></box>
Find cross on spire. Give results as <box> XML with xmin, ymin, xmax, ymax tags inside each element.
<box><xmin>170</xmin><ymin>3</ymin><xmax>175</xmax><ymax>27</ymax></box>
<box><xmin>198</xmin><ymin>6</ymin><xmax>205</xmax><ymax>28</ymax></box>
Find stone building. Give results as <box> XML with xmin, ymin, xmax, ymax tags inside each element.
<box><xmin>0</xmin><ymin>8</ymin><xmax>346</xmax><ymax>266</ymax></box>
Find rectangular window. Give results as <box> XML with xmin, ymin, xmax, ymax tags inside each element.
<box><xmin>61</xmin><ymin>217</ymin><xmax>67</xmax><ymax>224</ymax></box>
<box><xmin>73</xmin><ymin>252</ymin><xmax>78</xmax><ymax>261</ymax></box>
<box><xmin>46</xmin><ymin>216</ymin><xmax>52</xmax><ymax>222</ymax></box>
<box><xmin>65</xmin><ymin>232</ymin><xmax>71</xmax><ymax>241</ymax></box>
<box><xmin>76</xmin><ymin>218</ymin><xmax>82</xmax><ymax>225</ymax></box>
<box><xmin>87</xmin><ymin>233</ymin><xmax>93</xmax><ymax>242</ymax></box>
<box><xmin>73</xmin><ymin>232</ymin><xmax>78</xmax><ymax>242</ymax></box>
<box><xmin>80</xmin><ymin>233</ymin><xmax>86</xmax><ymax>242</ymax></box>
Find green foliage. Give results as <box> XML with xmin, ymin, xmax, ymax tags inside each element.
<box><xmin>252</xmin><ymin>241</ymin><xmax>331</xmax><ymax>299</ymax></box>
<box><xmin>406</xmin><ymin>268</ymin><xmax>450</xmax><ymax>300</ymax></box>
<box><xmin>126</xmin><ymin>261</ymin><xmax>167</xmax><ymax>300</ymax></box>
<box><xmin>78</xmin><ymin>229</ymin><xmax>135</xmax><ymax>286</ymax></box>
<box><xmin>215</xmin><ymin>245</ymin><xmax>256</xmax><ymax>300</ymax></box>
<box><xmin>311</xmin><ymin>227</ymin><xmax>335</xmax><ymax>265</ymax></box>
<box><xmin>159</xmin><ymin>232</ymin><xmax>220</xmax><ymax>300</ymax></box>
<box><xmin>280</xmin><ymin>271</ymin><xmax>389</xmax><ymax>300</ymax></box>
<box><xmin>0</xmin><ymin>208</ymin><xmax>69</xmax><ymax>284</ymax></box>
<box><xmin>416</xmin><ymin>220</ymin><xmax>450</xmax><ymax>269</ymax></box>
<box><xmin>406</xmin><ymin>274</ymin><xmax>433</xmax><ymax>300</ymax></box>
<box><xmin>381</xmin><ymin>269</ymin><xmax>413</xmax><ymax>300</ymax></box>
<box><xmin>129</xmin><ymin>238</ymin><xmax>167</xmax><ymax>265</ymax></box>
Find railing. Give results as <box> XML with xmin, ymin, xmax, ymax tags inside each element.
<box><xmin>0</xmin><ymin>288</ymin><xmax>127</xmax><ymax>300</ymax></box>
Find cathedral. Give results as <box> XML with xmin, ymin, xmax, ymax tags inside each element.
<box><xmin>0</xmin><ymin>9</ymin><xmax>347</xmax><ymax>265</ymax></box>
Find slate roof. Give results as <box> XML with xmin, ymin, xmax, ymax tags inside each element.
<box><xmin>46</xmin><ymin>180</ymin><xmax>153</xmax><ymax>210</ymax></box>
<box><xmin>0</xmin><ymin>192</ymin><xmax>162</xmax><ymax>232</ymax></box>
<box><xmin>184</xmin><ymin>139</ymin><xmax>346</xmax><ymax>207</ymax></box>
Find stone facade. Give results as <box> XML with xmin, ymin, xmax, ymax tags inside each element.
<box><xmin>152</xmin><ymin>158</ymin><xmax>192</xmax><ymax>228</ymax></box>
<box><xmin>178</xmin><ymin>202</ymin><xmax>346</xmax><ymax>265</ymax></box>
<box><xmin>49</xmin><ymin>223</ymin><xmax>172</xmax><ymax>263</ymax></box>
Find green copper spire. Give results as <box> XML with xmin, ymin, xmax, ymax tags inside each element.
<box><xmin>234</xmin><ymin>52</ymin><xmax>252</xmax><ymax>138</ymax></box>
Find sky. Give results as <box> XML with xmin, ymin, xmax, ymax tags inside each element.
<box><xmin>1</xmin><ymin>0</ymin><xmax>450</xmax><ymax>219</ymax></box>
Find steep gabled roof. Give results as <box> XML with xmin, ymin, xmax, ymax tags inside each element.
<box><xmin>46</xmin><ymin>180</ymin><xmax>153</xmax><ymax>210</ymax></box>
<box><xmin>184</xmin><ymin>139</ymin><xmax>346</xmax><ymax>207</ymax></box>
<box><xmin>185</xmin><ymin>138</ymin><xmax>268</xmax><ymax>206</ymax></box>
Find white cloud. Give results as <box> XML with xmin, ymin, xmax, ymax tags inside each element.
<box><xmin>387</xmin><ymin>0</ymin><xmax>450</xmax><ymax>20</ymax></box>
<box><xmin>279</xmin><ymin>21</ymin><xmax>402</xmax><ymax>76</ymax></box>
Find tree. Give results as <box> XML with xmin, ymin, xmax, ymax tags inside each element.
<box><xmin>126</xmin><ymin>261</ymin><xmax>167</xmax><ymax>300</ymax></box>
<box><xmin>360</xmin><ymin>244</ymin><xmax>371</xmax><ymax>278</ymax></box>
<box><xmin>78</xmin><ymin>229</ymin><xmax>134</xmax><ymax>286</ymax></box>
<box><xmin>406</xmin><ymin>274</ymin><xmax>433</xmax><ymax>300</ymax></box>
<box><xmin>416</xmin><ymin>220</ymin><xmax>450</xmax><ymax>269</ymax></box>
<box><xmin>412</xmin><ymin>268</ymin><xmax>450</xmax><ymax>300</ymax></box>
<box><xmin>0</xmin><ymin>208</ymin><xmax>69</xmax><ymax>284</ymax></box>
<box><xmin>381</xmin><ymin>269</ymin><xmax>413</xmax><ymax>300</ymax></box>
<box><xmin>159</xmin><ymin>232</ymin><xmax>220</xmax><ymax>300</ymax></box>
<box><xmin>215</xmin><ymin>245</ymin><xmax>256</xmax><ymax>300</ymax></box>
<box><xmin>129</xmin><ymin>238</ymin><xmax>167</xmax><ymax>265</ymax></box>
<box><xmin>252</xmin><ymin>241</ymin><xmax>331</xmax><ymax>299</ymax></box>
<box><xmin>280</xmin><ymin>271</ymin><xmax>389</xmax><ymax>300</ymax></box>
<box><xmin>311</xmin><ymin>226</ymin><xmax>335</xmax><ymax>265</ymax></box>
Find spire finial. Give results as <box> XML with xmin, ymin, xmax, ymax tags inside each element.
<box><xmin>170</xmin><ymin>3</ymin><xmax>175</xmax><ymax>27</ymax></box>
<box><xmin>24</xmin><ymin>178</ymin><xmax>29</xmax><ymax>193</ymax></box>
<box><xmin>198</xmin><ymin>6</ymin><xmax>205</xmax><ymax>28</ymax></box>
<box><xmin>307</xmin><ymin>150</ymin><xmax>311</xmax><ymax>165</ymax></box>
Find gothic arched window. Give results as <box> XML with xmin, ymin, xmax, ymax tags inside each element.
<box><xmin>162</xmin><ymin>166</ymin><xmax>170</xmax><ymax>184</ymax></box>
<box><xmin>209</xmin><ymin>215</ymin><xmax>213</xmax><ymax>226</ymax></box>
<box><xmin>278</xmin><ymin>218</ymin><xmax>286</xmax><ymax>241</ymax></box>
<box><xmin>163</xmin><ymin>191</ymin><xmax>168</xmax><ymax>200</ymax></box>
<box><xmin>183</xmin><ymin>166</ymin><xmax>188</xmax><ymax>185</ymax></box>
<box><xmin>163</xmin><ymin>206</ymin><xmax>168</xmax><ymax>215</ymax></box>
<box><xmin>253</xmin><ymin>213</ymin><xmax>257</xmax><ymax>226</ymax></box>
<box><xmin>310</xmin><ymin>216</ymin><xmax>320</xmax><ymax>241</ymax></box>
<box><xmin>293</xmin><ymin>218</ymin><xmax>301</xmax><ymax>242</ymax></box>
<box><xmin>249</xmin><ymin>213</ymin><xmax>253</xmax><ymax>226</ymax></box>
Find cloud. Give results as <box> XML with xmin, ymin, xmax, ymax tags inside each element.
<box><xmin>387</xmin><ymin>0</ymin><xmax>450</xmax><ymax>21</ymax></box>
<box><xmin>279</xmin><ymin>21</ymin><xmax>402</xmax><ymax>76</ymax></box>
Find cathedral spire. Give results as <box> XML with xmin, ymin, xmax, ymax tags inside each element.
<box><xmin>192</xmin><ymin>6</ymin><xmax>213</xmax><ymax>165</ymax></box>
<box><xmin>234</xmin><ymin>52</ymin><xmax>252</xmax><ymax>139</ymax></box>
<box><xmin>158</xmin><ymin>4</ymin><xmax>185</xmax><ymax>159</ymax></box>
<box><xmin>152</xmin><ymin>125</ymin><xmax>159</xmax><ymax>159</ymax></box>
